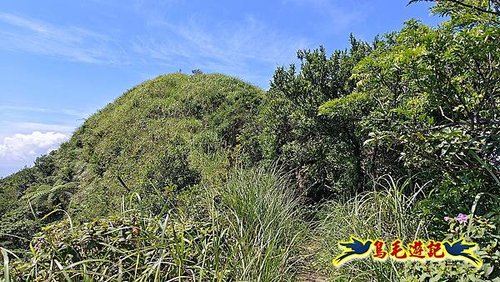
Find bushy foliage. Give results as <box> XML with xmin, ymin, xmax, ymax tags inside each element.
<box><xmin>403</xmin><ymin>196</ymin><xmax>500</xmax><ymax>281</ymax></box>
<box><xmin>259</xmin><ymin>38</ymin><xmax>372</xmax><ymax>200</ymax></box>
<box><xmin>320</xmin><ymin>1</ymin><xmax>499</xmax><ymax>229</ymax></box>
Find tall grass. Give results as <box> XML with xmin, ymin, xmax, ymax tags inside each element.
<box><xmin>0</xmin><ymin>167</ymin><xmax>307</xmax><ymax>281</ymax></box>
<box><xmin>207</xmin><ymin>167</ymin><xmax>307</xmax><ymax>281</ymax></box>
<box><xmin>313</xmin><ymin>175</ymin><xmax>429</xmax><ymax>281</ymax></box>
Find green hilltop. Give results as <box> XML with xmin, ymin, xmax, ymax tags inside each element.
<box><xmin>1</xmin><ymin>73</ymin><xmax>264</xmax><ymax>247</ymax></box>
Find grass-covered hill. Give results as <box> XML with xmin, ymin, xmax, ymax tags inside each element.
<box><xmin>0</xmin><ymin>73</ymin><xmax>264</xmax><ymax>249</ymax></box>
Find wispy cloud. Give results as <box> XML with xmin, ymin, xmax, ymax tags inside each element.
<box><xmin>0</xmin><ymin>105</ymin><xmax>89</xmax><ymax>118</ymax></box>
<box><xmin>3</xmin><ymin>122</ymin><xmax>78</xmax><ymax>134</ymax></box>
<box><xmin>0</xmin><ymin>131</ymin><xmax>68</xmax><ymax>161</ymax></box>
<box><xmin>132</xmin><ymin>16</ymin><xmax>310</xmax><ymax>85</ymax></box>
<box><xmin>283</xmin><ymin>0</ymin><xmax>367</xmax><ymax>31</ymax></box>
<box><xmin>0</xmin><ymin>13</ymin><xmax>125</xmax><ymax>64</ymax></box>
<box><xmin>0</xmin><ymin>11</ymin><xmax>307</xmax><ymax>86</ymax></box>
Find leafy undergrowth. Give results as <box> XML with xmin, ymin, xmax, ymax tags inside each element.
<box><xmin>312</xmin><ymin>176</ymin><xmax>499</xmax><ymax>282</ymax></box>
<box><xmin>311</xmin><ymin>176</ymin><xmax>429</xmax><ymax>281</ymax></box>
<box><xmin>3</xmin><ymin>173</ymin><xmax>496</xmax><ymax>282</ymax></box>
<box><xmin>1</xmin><ymin>168</ymin><xmax>307</xmax><ymax>282</ymax></box>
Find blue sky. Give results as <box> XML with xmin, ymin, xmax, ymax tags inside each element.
<box><xmin>0</xmin><ymin>0</ymin><xmax>442</xmax><ymax>177</ymax></box>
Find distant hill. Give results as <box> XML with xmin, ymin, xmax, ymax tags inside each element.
<box><xmin>0</xmin><ymin>73</ymin><xmax>264</xmax><ymax>249</ymax></box>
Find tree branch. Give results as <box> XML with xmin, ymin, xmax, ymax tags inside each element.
<box><xmin>409</xmin><ymin>0</ymin><xmax>500</xmax><ymax>16</ymax></box>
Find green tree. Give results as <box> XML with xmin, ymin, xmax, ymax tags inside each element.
<box><xmin>410</xmin><ymin>0</ymin><xmax>500</xmax><ymax>18</ymax></box>
<box><xmin>260</xmin><ymin>37</ymin><xmax>372</xmax><ymax>200</ymax></box>
<box><xmin>321</xmin><ymin>5</ymin><xmax>499</xmax><ymax>224</ymax></box>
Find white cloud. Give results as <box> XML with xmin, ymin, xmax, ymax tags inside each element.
<box><xmin>0</xmin><ymin>131</ymin><xmax>68</xmax><ymax>161</ymax></box>
<box><xmin>0</xmin><ymin>13</ymin><xmax>125</xmax><ymax>64</ymax></box>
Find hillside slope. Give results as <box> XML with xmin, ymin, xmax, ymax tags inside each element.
<box><xmin>0</xmin><ymin>73</ymin><xmax>264</xmax><ymax>249</ymax></box>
